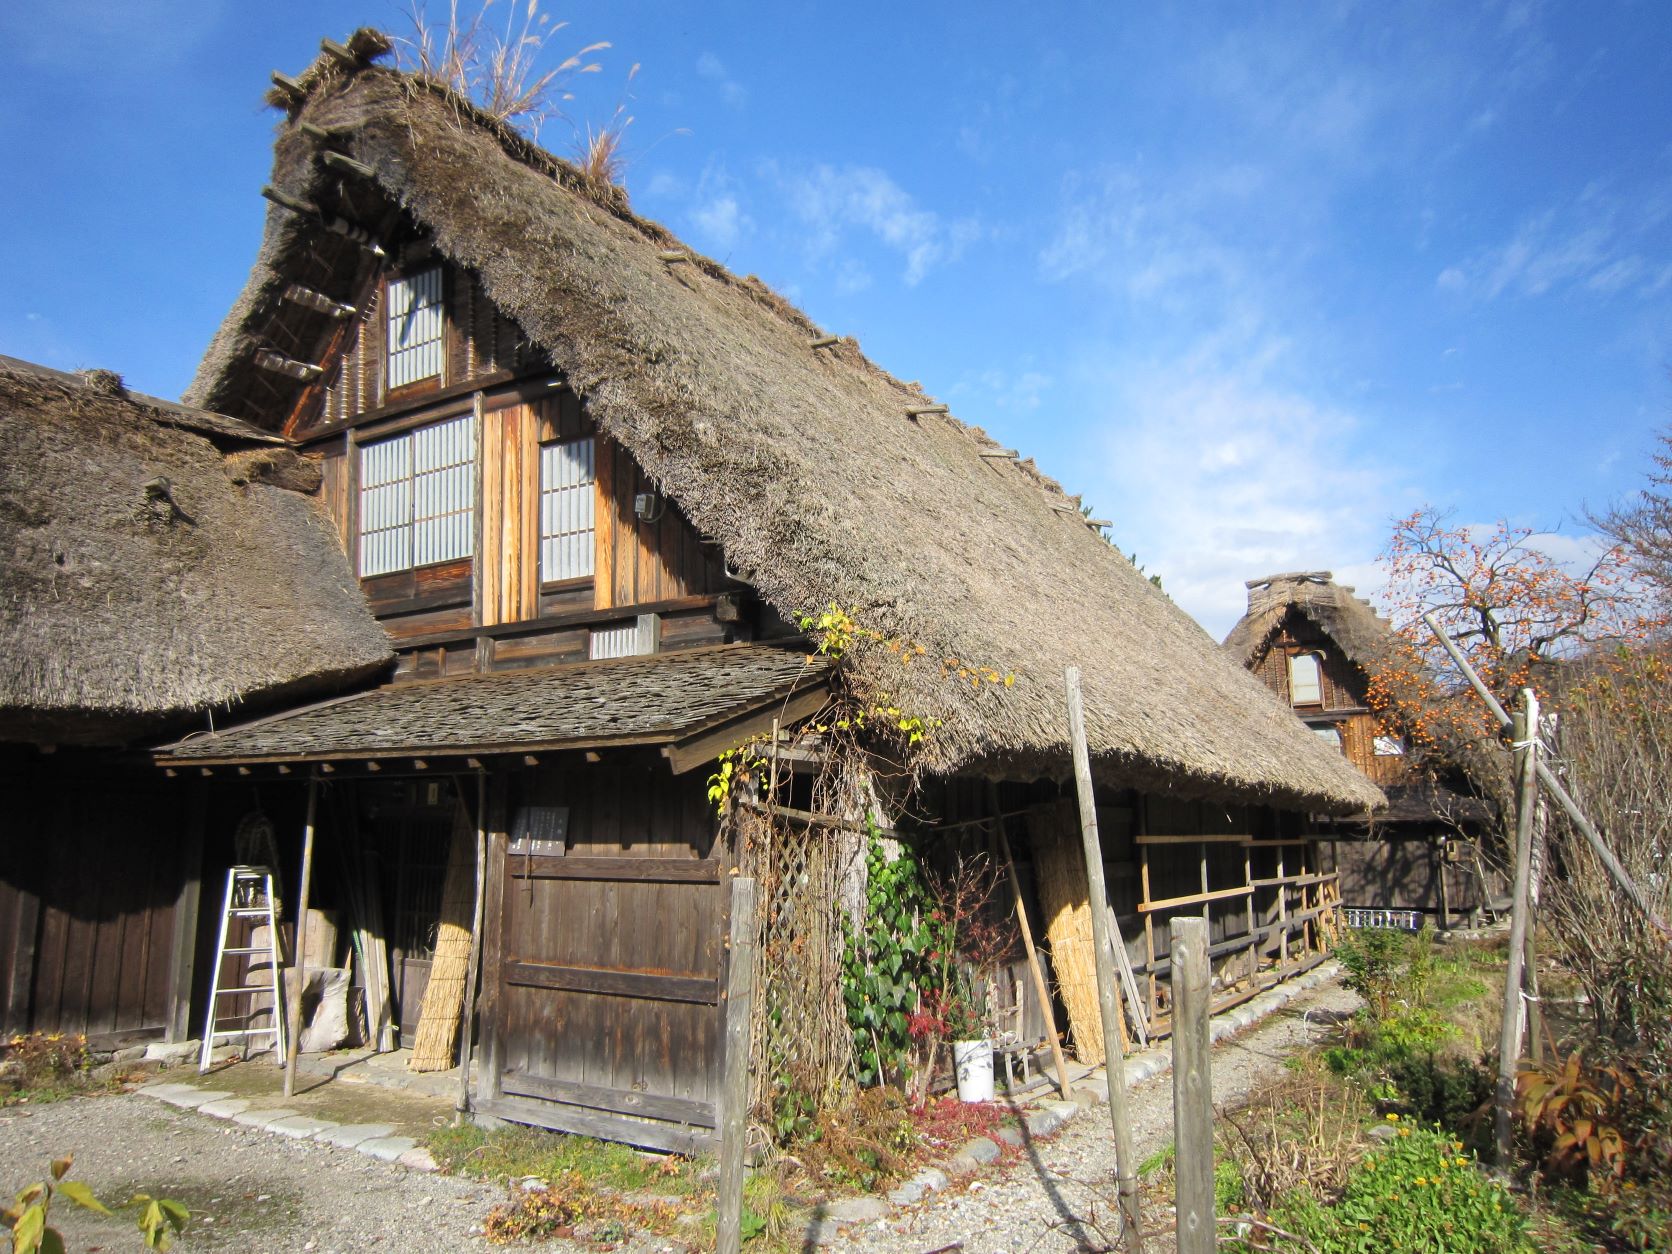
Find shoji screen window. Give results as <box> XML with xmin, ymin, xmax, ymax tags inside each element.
<box><xmin>539</xmin><ymin>437</ymin><xmax>596</xmax><ymax>582</ymax></box>
<box><xmin>358</xmin><ymin>415</ymin><xmax>476</xmax><ymax>576</ymax></box>
<box><xmin>386</xmin><ymin>267</ymin><xmax>445</xmax><ymax>390</ymax></box>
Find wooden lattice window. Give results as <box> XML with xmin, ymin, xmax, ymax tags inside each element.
<box><xmin>386</xmin><ymin>267</ymin><xmax>445</xmax><ymax>390</ymax></box>
<box><xmin>538</xmin><ymin>437</ymin><xmax>596</xmax><ymax>582</ymax></box>
<box><xmin>358</xmin><ymin>414</ymin><xmax>476</xmax><ymax>576</ymax></box>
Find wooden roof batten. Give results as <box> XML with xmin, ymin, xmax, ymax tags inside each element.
<box><xmin>185</xmin><ymin>41</ymin><xmax>1384</xmax><ymax>814</ymax></box>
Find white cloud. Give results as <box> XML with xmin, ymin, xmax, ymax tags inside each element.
<box><xmin>1437</xmin><ymin>186</ymin><xmax>1672</xmax><ymax>302</ymax></box>
<box><xmin>1090</xmin><ymin>351</ymin><xmax>1404</xmax><ymax>637</ymax></box>
<box><xmin>695</xmin><ymin>51</ymin><xmax>746</xmax><ymax>108</ymax></box>
<box><xmin>781</xmin><ymin>164</ymin><xmax>977</xmax><ymax>285</ymax></box>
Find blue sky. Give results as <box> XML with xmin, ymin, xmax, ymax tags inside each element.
<box><xmin>3</xmin><ymin>1</ymin><xmax>1669</xmax><ymax>635</ymax></box>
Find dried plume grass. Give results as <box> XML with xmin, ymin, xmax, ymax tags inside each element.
<box><xmin>399</xmin><ymin>0</ymin><xmax>607</xmax><ymax>139</ymax></box>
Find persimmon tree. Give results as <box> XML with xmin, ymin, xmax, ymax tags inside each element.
<box><xmin>1365</xmin><ymin>507</ymin><xmax>1661</xmax><ymax>755</ymax></box>
<box><xmin>1590</xmin><ymin>425</ymin><xmax>1672</xmax><ymax>611</ymax></box>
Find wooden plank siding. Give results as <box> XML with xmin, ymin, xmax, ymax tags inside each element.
<box><xmin>1</xmin><ymin>752</ymin><xmax>187</xmax><ymax>1042</ymax></box>
<box><xmin>480</xmin><ymin>753</ymin><xmax>727</xmax><ymax>1151</ymax></box>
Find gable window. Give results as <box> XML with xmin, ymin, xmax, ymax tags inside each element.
<box><xmin>1288</xmin><ymin>652</ymin><xmax>1323</xmax><ymax>706</ymax></box>
<box><xmin>386</xmin><ymin>267</ymin><xmax>445</xmax><ymax>390</ymax></box>
<box><xmin>358</xmin><ymin>414</ymin><xmax>475</xmax><ymax>577</ymax></box>
<box><xmin>539</xmin><ymin>437</ymin><xmax>596</xmax><ymax>582</ymax></box>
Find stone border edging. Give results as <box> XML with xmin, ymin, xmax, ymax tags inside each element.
<box><xmin>132</xmin><ymin>1082</ymin><xmax>436</xmax><ymax>1172</ymax></box>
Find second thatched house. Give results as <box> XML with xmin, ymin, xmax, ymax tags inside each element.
<box><xmin>153</xmin><ymin>33</ymin><xmax>1382</xmax><ymax>1148</ymax></box>
<box><xmin>0</xmin><ymin>354</ymin><xmax>389</xmax><ymax>1044</ymax></box>
<box><xmin>1224</xmin><ymin>571</ymin><xmax>1498</xmax><ymax>928</ymax></box>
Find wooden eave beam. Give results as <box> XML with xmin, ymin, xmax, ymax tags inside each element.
<box><xmin>905</xmin><ymin>403</ymin><xmax>948</xmax><ymax>419</ymax></box>
<box><xmin>254</xmin><ymin>349</ymin><xmax>323</xmax><ymax>382</ymax></box>
<box><xmin>662</xmin><ymin>684</ymin><xmax>831</xmax><ymax>775</ymax></box>
<box><xmin>319</xmin><ymin>37</ymin><xmax>358</xmax><ymax>67</ymax></box>
<box><xmin>282</xmin><ymin>283</ymin><xmax>357</xmax><ymax>320</ymax></box>
<box><xmin>321</xmin><ymin>150</ymin><xmax>376</xmax><ymax>180</ymax></box>
<box><xmin>260</xmin><ymin>186</ymin><xmax>386</xmax><ymax>258</ymax></box>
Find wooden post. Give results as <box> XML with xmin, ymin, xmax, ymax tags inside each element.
<box><xmin>1437</xmin><ymin>839</ymin><xmax>1452</xmax><ymax>932</ymax></box>
<box><xmin>1494</xmin><ymin>692</ymin><xmax>1539</xmax><ymax>1164</ymax></box>
<box><xmin>164</xmin><ymin>782</ymin><xmax>206</xmax><ymax>1043</ymax></box>
<box><xmin>283</xmin><ymin>778</ymin><xmax>319</xmax><ymax>1100</ymax></box>
<box><xmin>1065</xmin><ymin>667</ymin><xmax>1144</xmax><ymax>1252</ymax></box>
<box><xmin>988</xmin><ymin>784</ymin><xmax>1072</xmax><ymax>1098</ymax></box>
<box><xmin>456</xmin><ymin>773</ymin><xmax>488</xmax><ymax>1118</ymax></box>
<box><xmin>1170</xmin><ymin>917</ymin><xmax>1214</xmax><ymax>1254</ymax></box>
<box><xmin>716</xmin><ymin>876</ymin><xmax>758</xmax><ymax>1254</ymax></box>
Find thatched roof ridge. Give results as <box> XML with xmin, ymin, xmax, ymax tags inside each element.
<box><xmin>1223</xmin><ymin>571</ymin><xmax>1397</xmax><ymax>673</ymax></box>
<box><xmin>0</xmin><ymin>356</ymin><xmax>391</xmax><ymax>745</ymax></box>
<box><xmin>188</xmin><ymin>54</ymin><xmax>1381</xmax><ymax>813</ymax></box>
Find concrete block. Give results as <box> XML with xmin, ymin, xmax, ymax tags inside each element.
<box><xmin>912</xmin><ymin>1168</ymin><xmax>949</xmax><ymax>1193</ymax></box>
<box><xmin>995</xmin><ymin>1124</ymin><xmax>1025</xmax><ymax>1148</ymax></box>
<box><xmin>958</xmin><ymin>1136</ymin><xmax>1001</xmax><ymax>1166</ymax></box>
<box><xmin>159</xmin><ymin>1088</ymin><xmax>233</xmax><ymax>1110</ymax></box>
<box><xmin>318</xmin><ymin>1123</ymin><xmax>396</xmax><ymax>1148</ymax></box>
<box><xmin>886</xmin><ymin>1180</ymin><xmax>926</xmax><ymax>1206</ymax></box>
<box><xmin>358</xmin><ymin>1135</ymin><xmax>419</xmax><ymax>1162</ymax></box>
<box><xmin>143</xmin><ymin>1041</ymin><xmax>199</xmax><ymax>1065</ymax></box>
<box><xmin>267</xmin><ymin>1115</ymin><xmax>339</xmax><ymax>1138</ymax></box>
<box><xmin>232</xmin><ymin>1107</ymin><xmax>299</xmax><ymax>1128</ymax></box>
<box><xmin>197</xmin><ymin>1098</ymin><xmax>253</xmax><ymax>1119</ymax></box>
<box><xmin>397</xmin><ymin>1147</ymin><xmax>439</xmax><ymax>1172</ymax></box>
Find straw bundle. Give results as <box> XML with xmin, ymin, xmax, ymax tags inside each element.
<box><xmin>1029</xmin><ymin>799</ymin><xmax>1106</xmax><ymax>1065</ymax></box>
<box><xmin>408</xmin><ymin>798</ymin><xmax>477</xmax><ymax>1071</ymax></box>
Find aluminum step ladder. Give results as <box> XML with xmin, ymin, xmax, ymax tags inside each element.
<box><xmin>199</xmin><ymin>866</ymin><xmax>287</xmax><ymax>1073</ymax></box>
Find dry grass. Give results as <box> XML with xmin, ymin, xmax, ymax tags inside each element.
<box><xmin>1217</xmin><ymin>1062</ymin><xmax>1370</xmax><ymax>1211</ymax></box>
<box><xmin>399</xmin><ymin>0</ymin><xmax>607</xmax><ymax>138</ymax></box>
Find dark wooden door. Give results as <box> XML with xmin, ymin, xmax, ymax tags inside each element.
<box><xmin>476</xmin><ymin>756</ymin><xmax>726</xmax><ymax>1154</ymax></box>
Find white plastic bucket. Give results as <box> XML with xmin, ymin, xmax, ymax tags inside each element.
<box><xmin>953</xmin><ymin>1039</ymin><xmax>995</xmax><ymax>1102</ymax></box>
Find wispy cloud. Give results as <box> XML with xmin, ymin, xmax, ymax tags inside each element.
<box><xmin>695</xmin><ymin>51</ymin><xmax>746</xmax><ymax>108</ymax></box>
<box><xmin>1436</xmin><ymin>183</ymin><xmax>1672</xmax><ymax>302</ymax></box>
<box><xmin>780</xmin><ymin>164</ymin><xmax>979</xmax><ymax>285</ymax></box>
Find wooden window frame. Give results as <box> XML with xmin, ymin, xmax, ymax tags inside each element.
<box><xmin>356</xmin><ymin>412</ymin><xmax>477</xmax><ymax>579</ymax></box>
<box><xmin>1288</xmin><ymin>650</ymin><xmax>1324</xmax><ymax>708</ymax></box>
<box><xmin>537</xmin><ymin>435</ymin><xmax>598</xmax><ymax>587</ymax></box>
<box><xmin>382</xmin><ymin>264</ymin><xmax>449</xmax><ymax>404</ymax></box>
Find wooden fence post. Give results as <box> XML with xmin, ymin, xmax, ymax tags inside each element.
<box><xmin>1495</xmin><ymin>692</ymin><xmax>1539</xmax><ymax>1164</ymax></box>
<box><xmin>1171</xmin><ymin>916</ymin><xmax>1213</xmax><ymax>1254</ymax></box>
<box><xmin>717</xmin><ymin>875</ymin><xmax>758</xmax><ymax>1254</ymax></box>
<box><xmin>1066</xmin><ymin>667</ymin><xmax>1145</xmax><ymax>1252</ymax></box>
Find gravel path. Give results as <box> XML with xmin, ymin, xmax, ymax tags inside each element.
<box><xmin>0</xmin><ymin>1094</ymin><xmax>507</xmax><ymax>1253</ymax></box>
<box><xmin>840</xmin><ymin>978</ymin><xmax>1363</xmax><ymax>1253</ymax></box>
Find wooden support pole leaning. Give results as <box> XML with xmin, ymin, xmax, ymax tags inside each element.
<box><xmin>716</xmin><ymin>876</ymin><xmax>758</xmax><ymax>1254</ymax></box>
<box><xmin>282</xmin><ymin>778</ymin><xmax>319</xmax><ymax>1100</ymax></box>
<box><xmin>1170</xmin><ymin>916</ymin><xmax>1214</xmax><ymax>1254</ymax></box>
<box><xmin>1422</xmin><ymin>612</ymin><xmax>1668</xmax><ymax>937</ymax></box>
<box><xmin>988</xmin><ymin>783</ymin><xmax>1072</xmax><ymax>1098</ymax></box>
<box><xmin>1064</xmin><ymin>667</ymin><xmax>1144</xmax><ymax>1252</ymax></box>
<box><xmin>1494</xmin><ymin>693</ymin><xmax>1539</xmax><ymax>1164</ymax></box>
<box><xmin>456</xmin><ymin>773</ymin><xmax>488</xmax><ymax>1119</ymax></box>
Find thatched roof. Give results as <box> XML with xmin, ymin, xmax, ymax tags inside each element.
<box><xmin>186</xmin><ymin>45</ymin><xmax>1381</xmax><ymax>814</ymax></box>
<box><xmin>1223</xmin><ymin>571</ymin><xmax>1396</xmax><ymax>673</ymax></box>
<box><xmin>0</xmin><ymin>356</ymin><xmax>391</xmax><ymax>745</ymax></box>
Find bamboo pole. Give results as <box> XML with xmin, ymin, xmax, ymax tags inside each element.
<box><xmin>1065</xmin><ymin>667</ymin><xmax>1144</xmax><ymax>1251</ymax></box>
<box><xmin>988</xmin><ymin>784</ymin><xmax>1071</xmax><ymax>1098</ymax></box>
<box><xmin>282</xmin><ymin>778</ymin><xmax>318</xmax><ymax>1100</ymax></box>
<box><xmin>1494</xmin><ymin>693</ymin><xmax>1539</xmax><ymax>1164</ymax></box>
<box><xmin>1422</xmin><ymin>612</ymin><xmax>1668</xmax><ymax>936</ymax></box>
<box><xmin>1170</xmin><ymin>916</ymin><xmax>1214</xmax><ymax>1254</ymax></box>
<box><xmin>717</xmin><ymin>876</ymin><xmax>758</xmax><ymax>1254</ymax></box>
<box><xmin>456</xmin><ymin>774</ymin><xmax>488</xmax><ymax>1119</ymax></box>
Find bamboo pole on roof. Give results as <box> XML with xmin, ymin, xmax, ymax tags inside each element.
<box><xmin>410</xmin><ymin>784</ymin><xmax>477</xmax><ymax>1072</ymax></box>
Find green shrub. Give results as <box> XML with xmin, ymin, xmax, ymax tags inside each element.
<box><xmin>1263</xmin><ymin>1122</ymin><xmax>1532</xmax><ymax>1254</ymax></box>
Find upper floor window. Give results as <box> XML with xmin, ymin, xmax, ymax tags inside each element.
<box><xmin>1288</xmin><ymin>652</ymin><xmax>1323</xmax><ymax>706</ymax></box>
<box><xmin>539</xmin><ymin>437</ymin><xmax>596</xmax><ymax>582</ymax></box>
<box><xmin>386</xmin><ymin>267</ymin><xmax>445</xmax><ymax>390</ymax></box>
<box><xmin>359</xmin><ymin>414</ymin><xmax>476</xmax><ymax>577</ymax></box>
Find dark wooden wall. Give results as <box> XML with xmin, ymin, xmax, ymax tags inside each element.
<box><xmin>1</xmin><ymin>751</ymin><xmax>192</xmax><ymax>1043</ymax></box>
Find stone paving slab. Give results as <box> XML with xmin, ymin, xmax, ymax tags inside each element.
<box><xmin>267</xmin><ymin>1115</ymin><xmax>341</xmax><ymax>1139</ymax></box>
<box><xmin>357</xmin><ymin>1135</ymin><xmax>419</xmax><ymax>1162</ymax></box>
<box><xmin>196</xmin><ymin>1097</ymin><xmax>253</xmax><ymax>1118</ymax></box>
<box><xmin>231</xmin><ymin>1107</ymin><xmax>300</xmax><ymax>1128</ymax></box>
<box><xmin>318</xmin><ymin>1122</ymin><xmax>396</xmax><ymax>1148</ymax></box>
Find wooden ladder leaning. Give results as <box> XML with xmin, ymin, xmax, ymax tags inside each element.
<box><xmin>199</xmin><ymin>866</ymin><xmax>287</xmax><ymax>1073</ymax></box>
